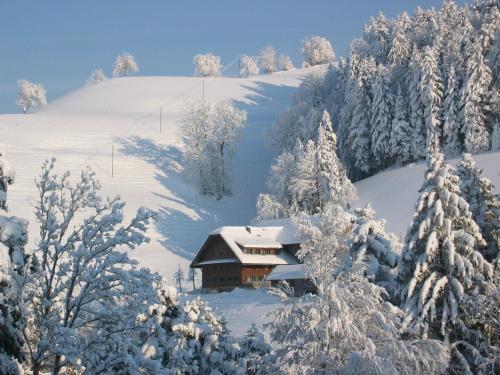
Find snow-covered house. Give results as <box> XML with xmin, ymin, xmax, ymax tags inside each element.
<box><xmin>190</xmin><ymin>219</ymin><xmax>305</xmax><ymax>290</ymax></box>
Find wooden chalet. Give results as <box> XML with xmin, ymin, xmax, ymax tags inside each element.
<box><xmin>190</xmin><ymin>221</ymin><xmax>303</xmax><ymax>289</ymax></box>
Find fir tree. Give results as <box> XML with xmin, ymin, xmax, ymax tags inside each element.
<box><xmin>407</xmin><ymin>49</ymin><xmax>426</xmax><ymax>160</ymax></box>
<box><xmin>348</xmin><ymin>60</ymin><xmax>374</xmax><ymax>177</ymax></box>
<box><xmin>398</xmin><ymin>152</ymin><xmax>493</xmax><ymax>339</ymax></box>
<box><xmin>461</xmin><ymin>39</ymin><xmax>492</xmax><ymax>153</ymax></box>
<box><xmin>419</xmin><ymin>45</ymin><xmax>443</xmax><ymax>157</ymax></box>
<box><xmin>442</xmin><ymin>66</ymin><xmax>462</xmax><ymax>157</ymax></box>
<box><xmin>370</xmin><ymin>65</ymin><xmax>393</xmax><ymax>168</ymax></box>
<box><xmin>390</xmin><ymin>86</ymin><xmax>413</xmax><ymax>164</ymax></box>
<box><xmin>350</xmin><ymin>204</ymin><xmax>401</xmax><ymax>297</ymax></box>
<box><xmin>290</xmin><ymin>139</ymin><xmax>320</xmax><ymax>214</ymax></box>
<box><xmin>456</xmin><ymin>153</ymin><xmax>500</xmax><ymax>263</ymax></box>
<box><xmin>316</xmin><ymin>110</ymin><xmax>356</xmax><ymax>209</ymax></box>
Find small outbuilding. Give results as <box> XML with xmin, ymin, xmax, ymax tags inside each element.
<box><xmin>266</xmin><ymin>264</ymin><xmax>316</xmax><ymax>296</ymax></box>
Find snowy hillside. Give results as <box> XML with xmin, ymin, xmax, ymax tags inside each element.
<box><xmin>2</xmin><ymin>67</ymin><xmax>499</xmax><ymax>281</ymax></box>
<box><xmin>2</xmin><ymin>67</ymin><xmax>499</xmax><ymax>338</ymax></box>
<box><xmin>0</xmin><ymin>69</ymin><xmax>311</xmax><ymax>278</ymax></box>
<box><xmin>356</xmin><ymin>151</ymin><xmax>500</xmax><ymax>239</ymax></box>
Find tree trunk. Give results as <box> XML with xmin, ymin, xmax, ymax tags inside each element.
<box><xmin>32</xmin><ymin>362</ymin><xmax>40</xmax><ymax>375</ymax></box>
<box><xmin>53</xmin><ymin>355</ymin><xmax>62</xmax><ymax>375</ymax></box>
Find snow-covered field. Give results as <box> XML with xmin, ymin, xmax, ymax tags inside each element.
<box><xmin>1</xmin><ymin>68</ymin><xmax>499</xmax><ymax>334</ymax></box>
<box><xmin>0</xmin><ymin>70</ymin><xmax>308</xmax><ymax>279</ymax></box>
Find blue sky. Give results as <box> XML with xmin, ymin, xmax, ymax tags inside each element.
<box><xmin>0</xmin><ymin>0</ymin><xmax>467</xmax><ymax>113</ymax></box>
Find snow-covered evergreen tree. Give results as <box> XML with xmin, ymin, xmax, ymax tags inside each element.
<box><xmin>301</xmin><ymin>35</ymin><xmax>335</xmax><ymax>67</ymax></box>
<box><xmin>194</xmin><ymin>52</ymin><xmax>222</xmax><ymax>77</ymax></box>
<box><xmin>239</xmin><ymin>54</ymin><xmax>259</xmax><ymax>77</ymax></box>
<box><xmin>442</xmin><ymin>66</ymin><xmax>462</xmax><ymax>157</ymax></box>
<box><xmin>259</xmin><ymin>46</ymin><xmax>277</xmax><ymax>74</ymax></box>
<box><xmin>278</xmin><ymin>54</ymin><xmax>294</xmax><ymax>71</ymax></box>
<box><xmin>461</xmin><ymin>39</ymin><xmax>492</xmax><ymax>153</ymax></box>
<box><xmin>16</xmin><ymin>80</ymin><xmax>47</xmax><ymax>114</ymax></box>
<box><xmin>407</xmin><ymin>49</ymin><xmax>426</xmax><ymax>160</ymax></box>
<box><xmin>347</xmin><ymin>59</ymin><xmax>374</xmax><ymax>177</ymax></box>
<box><xmin>370</xmin><ymin>65</ymin><xmax>393</xmax><ymax>167</ymax></box>
<box><xmin>112</xmin><ymin>52</ymin><xmax>139</xmax><ymax>77</ymax></box>
<box><xmin>289</xmin><ymin>140</ymin><xmax>319</xmax><ymax>214</ymax></box>
<box><xmin>390</xmin><ymin>86</ymin><xmax>413</xmax><ymax>164</ymax></box>
<box><xmin>350</xmin><ymin>204</ymin><xmax>401</xmax><ymax>297</ymax></box>
<box><xmin>316</xmin><ymin>110</ymin><xmax>357</xmax><ymax>209</ymax></box>
<box><xmin>456</xmin><ymin>153</ymin><xmax>500</xmax><ymax>263</ymax></box>
<box><xmin>388</xmin><ymin>12</ymin><xmax>411</xmax><ymax>69</ymax></box>
<box><xmin>398</xmin><ymin>152</ymin><xmax>493</xmax><ymax>337</ymax></box>
<box><xmin>86</xmin><ymin>68</ymin><xmax>107</xmax><ymax>85</ymax></box>
<box><xmin>419</xmin><ymin>45</ymin><xmax>443</xmax><ymax>157</ymax></box>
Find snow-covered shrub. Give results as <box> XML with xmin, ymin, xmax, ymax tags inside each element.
<box><xmin>456</xmin><ymin>153</ymin><xmax>500</xmax><ymax>263</ymax></box>
<box><xmin>194</xmin><ymin>53</ymin><xmax>222</xmax><ymax>77</ymax></box>
<box><xmin>301</xmin><ymin>35</ymin><xmax>335</xmax><ymax>67</ymax></box>
<box><xmin>239</xmin><ymin>55</ymin><xmax>259</xmax><ymax>77</ymax></box>
<box><xmin>19</xmin><ymin>159</ymin><xmax>158</xmax><ymax>374</ymax></box>
<box><xmin>259</xmin><ymin>46</ymin><xmax>277</xmax><ymax>74</ymax></box>
<box><xmin>86</xmin><ymin>68</ymin><xmax>108</xmax><ymax>84</ymax></box>
<box><xmin>112</xmin><ymin>52</ymin><xmax>139</xmax><ymax>77</ymax></box>
<box><xmin>16</xmin><ymin>80</ymin><xmax>47</xmax><ymax>114</ymax></box>
<box><xmin>181</xmin><ymin>100</ymin><xmax>247</xmax><ymax>199</ymax></box>
<box><xmin>279</xmin><ymin>54</ymin><xmax>294</xmax><ymax>71</ymax></box>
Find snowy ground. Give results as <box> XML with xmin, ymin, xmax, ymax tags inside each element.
<box><xmin>179</xmin><ymin>288</ymin><xmax>285</xmax><ymax>336</ymax></box>
<box><xmin>2</xmin><ymin>68</ymin><xmax>499</xmax><ymax>335</ymax></box>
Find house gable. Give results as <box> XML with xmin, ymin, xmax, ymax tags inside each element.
<box><xmin>190</xmin><ymin>234</ymin><xmax>238</xmax><ymax>268</ymax></box>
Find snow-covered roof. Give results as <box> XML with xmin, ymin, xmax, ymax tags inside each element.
<box><xmin>234</xmin><ymin>237</ymin><xmax>282</xmax><ymax>249</ymax></box>
<box><xmin>191</xmin><ymin>224</ymin><xmax>301</xmax><ymax>267</ymax></box>
<box><xmin>267</xmin><ymin>264</ymin><xmax>306</xmax><ymax>281</ymax></box>
<box><xmin>196</xmin><ymin>258</ymin><xmax>239</xmax><ymax>266</ymax></box>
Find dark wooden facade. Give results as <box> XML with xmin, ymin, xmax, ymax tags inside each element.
<box><xmin>192</xmin><ymin>234</ymin><xmax>287</xmax><ymax>289</ymax></box>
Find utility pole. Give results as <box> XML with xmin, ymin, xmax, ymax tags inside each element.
<box><xmin>160</xmin><ymin>105</ymin><xmax>163</xmax><ymax>133</ymax></box>
<box><xmin>111</xmin><ymin>144</ymin><xmax>114</xmax><ymax>178</ymax></box>
<box><xmin>202</xmin><ymin>79</ymin><xmax>205</xmax><ymax>104</ymax></box>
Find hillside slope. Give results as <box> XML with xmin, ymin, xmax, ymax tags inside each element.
<box><xmin>0</xmin><ymin>70</ymin><xmax>310</xmax><ymax>278</ymax></box>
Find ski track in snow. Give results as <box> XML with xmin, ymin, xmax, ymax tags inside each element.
<box><xmin>1</xmin><ymin>68</ymin><xmax>499</xmax><ymax>334</ymax></box>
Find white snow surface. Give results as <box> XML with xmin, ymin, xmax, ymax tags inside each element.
<box><xmin>0</xmin><ymin>70</ymin><xmax>308</xmax><ymax>279</ymax></box>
